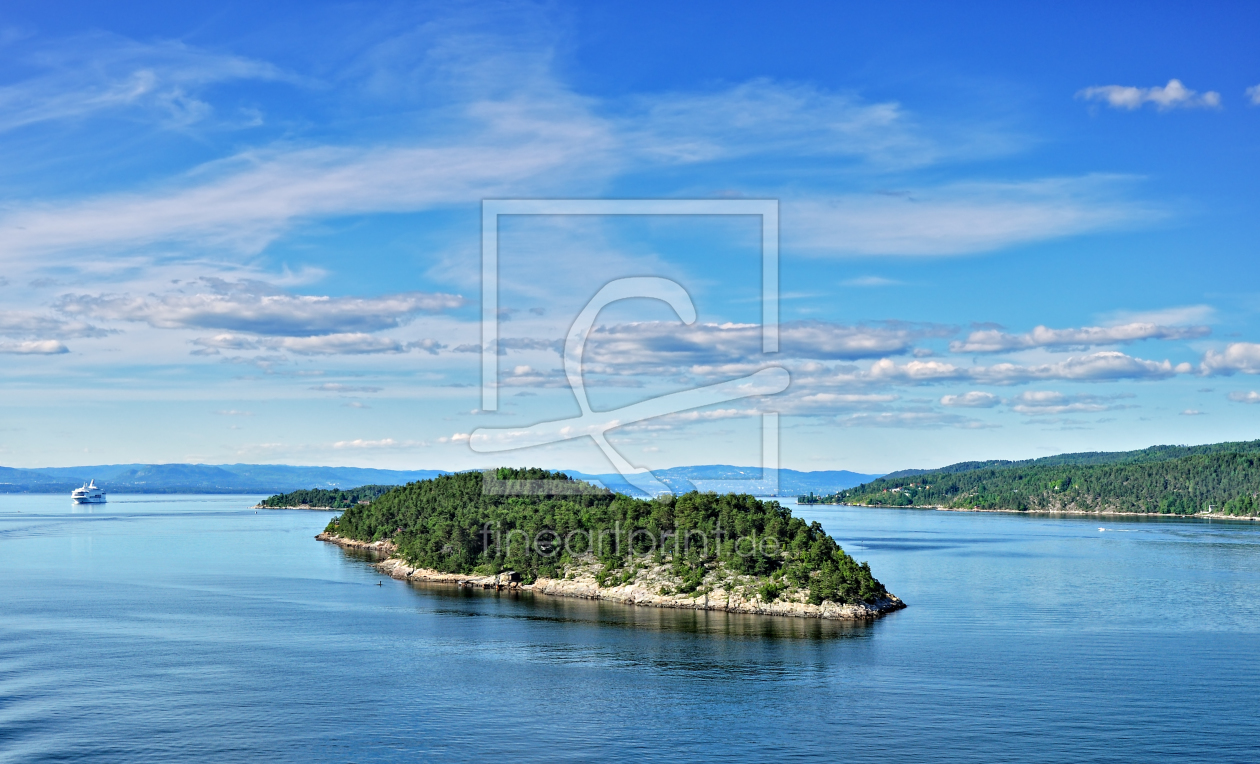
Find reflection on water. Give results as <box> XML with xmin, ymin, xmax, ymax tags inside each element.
<box><xmin>401</xmin><ymin>578</ymin><xmax>877</xmax><ymax>641</ymax></box>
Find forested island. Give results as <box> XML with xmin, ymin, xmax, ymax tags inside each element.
<box><xmin>317</xmin><ymin>468</ymin><xmax>903</xmax><ymax>620</ymax></box>
<box><xmin>258</xmin><ymin>484</ymin><xmax>397</xmax><ymax>509</ymax></box>
<box><xmin>801</xmin><ymin>439</ymin><xmax>1260</xmax><ymax>516</ymax></box>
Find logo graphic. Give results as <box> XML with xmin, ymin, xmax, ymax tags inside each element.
<box><xmin>472</xmin><ymin>200</ymin><xmax>786</xmax><ymax>496</ymax></box>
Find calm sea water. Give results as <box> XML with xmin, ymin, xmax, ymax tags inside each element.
<box><xmin>2</xmin><ymin>494</ymin><xmax>1259</xmax><ymax>763</ymax></box>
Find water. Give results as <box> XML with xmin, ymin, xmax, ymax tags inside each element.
<box><xmin>2</xmin><ymin>495</ymin><xmax>1259</xmax><ymax>763</ymax></box>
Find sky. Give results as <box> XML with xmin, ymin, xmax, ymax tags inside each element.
<box><xmin>1</xmin><ymin>0</ymin><xmax>1259</xmax><ymax>474</ymax></box>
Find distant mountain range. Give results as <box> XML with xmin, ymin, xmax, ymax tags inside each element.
<box><xmin>0</xmin><ymin>462</ymin><xmax>880</xmax><ymax>496</ymax></box>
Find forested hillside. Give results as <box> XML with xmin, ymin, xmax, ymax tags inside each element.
<box><xmin>810</xmin><ymin>440</ymin><xmax>1260</xmax><ymax>516</ymax></box>
<box><xmin>258</xmin><ymin>485</ymin><xmax>397</xmax><ymax>508</ymax></box>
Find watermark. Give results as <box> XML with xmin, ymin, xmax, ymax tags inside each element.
<box><xmin>478</xmin><ymin>521</ymin><xmax>783</xmax><ymax>560</ymax></box>
<box><xmin>472</xmin><ymin>200</ymin><xmax>786</xmax><ymax>497</ymax></box>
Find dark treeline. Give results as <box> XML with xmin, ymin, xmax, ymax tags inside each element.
<box><xmin>327</xmin><ymin>468</ymin><xmax>889</xmax><ymax>605</ymax></box>
<box><xmin>259</xmin><ymin>484</ymin><xmax>397</xmax><ymax>508</ymax></box>
<box><xmin>806</xmin><ymin>441</ymin><xmax>1260</xmax><ymax>516</ymax></box>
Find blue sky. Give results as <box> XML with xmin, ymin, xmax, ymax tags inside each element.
<box><xmin>1</xmin><ymin>1</ymin><xmax>1259</xmax><ymax>474</ymax></box>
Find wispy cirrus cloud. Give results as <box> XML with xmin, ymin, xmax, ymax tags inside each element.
<box><xmin>0</xmin><ymin>32</ymin><xmax>297</xmax><ymax>133</ymax></box>
<box><xmin>1077</xmin><ymin>79</ymin><xmax>1222</xmax><ymax>111</ymax></box>
<box><xmin>950</xmin><ymin>322</ymin><xmax>1209</xmax><ymax>353</ymax></box>
<box><xmin>786</xmin><ymin>175</ymin><xmax>1157</xmax><ymax>257</ymax></box>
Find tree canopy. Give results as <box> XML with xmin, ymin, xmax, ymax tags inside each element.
<box><xmin>327</xmin><ymin>468</ymin><xmax>889</xmax><ymax>605</ymax></box>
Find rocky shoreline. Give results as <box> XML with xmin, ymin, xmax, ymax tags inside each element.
<box><xmin>316</xmin><ymin>532</ymin><xmax>904</xmax><ymax>620</ymax></box>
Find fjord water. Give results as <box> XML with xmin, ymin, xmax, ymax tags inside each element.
<box><xmin>2</xmin><ymin>496</ymin><xmax>1258</xmax><ymax>763</ymax></box>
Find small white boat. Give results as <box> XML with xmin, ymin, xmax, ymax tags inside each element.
<box><xmin>72</xmin><ymin>480</ymin><xmax>106</xmax><ymax>504</ymax></box>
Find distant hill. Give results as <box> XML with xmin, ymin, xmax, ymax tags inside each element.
<box><xmin>565</xmin><ymin>465</ymin><xmax>881</xmax><ymax>497</ymax></box>
<box><xmin>812</xmin><ymin>439</ymin><xmax>1260</xmax><ymax>517</ymax></box>
<box><xmin>0</xmin><ymin>463</ymin><xmax>448</xmax><ymax>494</ymax></box>
<box><xmin>0</xmin><ymin>462</ymin><xmax>879</xmax><ymax>495</ymax></box>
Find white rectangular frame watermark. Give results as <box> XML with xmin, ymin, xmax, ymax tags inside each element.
<box><xmin>479</xmin><ymin>199</ymin><xmax>781</xmax><ymax>495</ymax></box>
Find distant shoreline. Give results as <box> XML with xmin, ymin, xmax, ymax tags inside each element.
<box><xmin>316</xmin><ymin>532</ymin><xmax>905</xmax><ymax>621</ymax></box>
<box><xmin>807</xmin><ymin>502</ymin><xmax>1260</xmax><ymax>521</ymax></box>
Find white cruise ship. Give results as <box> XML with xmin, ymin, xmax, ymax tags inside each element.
<box><xmin>71</xmin><ymin>480</ymin><xmax>106</xmax><ymax>504</ymax></box>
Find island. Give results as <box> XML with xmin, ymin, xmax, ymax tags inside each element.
<box><xmin>803</xmin><ymin>438</ymin><xmax>1260</xmax><ymax>517</ymax></box>
<box><xmin>256</xmin><ymin>484</ymin><xmax>397</xmax><ymax>509</ymax></box>
<box><xmin>317</xmin><ymin>468</ymin><xmax>904</xmax><ymax>620</ymax></box>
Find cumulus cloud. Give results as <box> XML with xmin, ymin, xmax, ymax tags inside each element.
<box><xmin>0</xmin><ymin>310</ymin><xmax>112</xmax><ymax>340</ymax></box>
<box><xmin>1008</xmin><ymin>390</ymin><xmax>1133</xmax><ymax>415</ymax></box>
<box><xmin>862</xmin><ymin>351</ymin><xmax>1190</xmax><ymax>385</ymax></box>
<box><xmin>940</xmin><ymin>391</ymin><xmax>1000</xmax><ymax>408</ymax></box>
<box><xmin>1202</xmin><ymin>343</ymin><xmax>1260</xmax><ymax>375</ymax></box>
<box><xmin>1180</xmin><ymin>409</ymin><xmax>1204</xmax><ymax>416</ymax></box>
<box><xmin>58</xmin><ymin>281</ymin><xmax>464</xmax><ymax>336</ymax></box>
<box><xmin>1077</xmin><ymin>79</ymin><xmax>1222</xmax><ymax>111</ymax></box>
<box><xmin>0</xmin><ymin>340</ymin><xmax>68</xmax><ymax>354</ymax></box>
<box><xmin>1227</xmin><ymin>391</ymin><xmax>1260</xmax><ymax>404</ymax></box>
<box><xmin>951</xmin><ymin>322</ymin><xmax>1208</xmax><ymax>353</ymax></box>
<box><xmin>584</xmin><ymin>319</ymin><xmax>949</xmax><ymax>373</ymax></box>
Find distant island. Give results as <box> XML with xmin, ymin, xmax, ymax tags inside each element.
<box><xmin>256</xmin><ymin>485</ymin><xmax>397</xmax><ymax>509</ymax></box>
<box><xmin>0</xmin><ymin>462</ymin><xmax>877</xmax><ymax>496</ymax></box>
<box><xmin>801</xmin><ymin>439</ymin><xmax>1260</xmax><ymax>517</ymax></box>
<box><xmin>317</xmin><ymin>468</ymin><xmax>904</xmax><ymax>621</ymax></box>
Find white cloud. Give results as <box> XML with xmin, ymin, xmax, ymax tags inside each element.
<box><xmin>940</xmin><ymin>391</ymin><xmax>1000</xmax><ymax>408</ymax></box>
<box><xmin>265</xmin><ymin>334</ymin><xmax>410</xmax><ymax>356</ymax></box>
<box><xmin>0</xmin><ymin>32</ymin><xmax>296</xmax><ymax>133</ymax></box>
<box><xmin>585</xmin><ymin>320</ymin><xmax>949</xmax><ymax>373</ymax></box>
<box><xmin>214</xmin><ymin>409</ymin><xmax>253</xmax><ymax>416</ymax></box>
<box><xmin>1008</xmin><ymin>390</ymin><xmax>1132</xmax><ymax>415</ymax></box>
<box><xmin>624</xmin><ymin>78</ymin><xmax>941</xmax><ymax>168</ymax></box>
<box><xmin>862</xmin><ymin>351</ymin><xmax>1189</xmax><ymax>385</ymax></box>
<box><xmin>950</xmin><ymin>322</ymin><xmax>1209</xmax><ymax>353</ymax></box>
<box><xmin>1099</xmin><ymin>305</ymin><xmax>1215</xmax><ymax>326</ymax></box>
<box><xmin>1227</xmin><ymin>391</ymin><xmax>1260</xmax><ymax>404</ymax></box>
<box><xmin>0</xmin><ymin>311</ymin><xmax>112</xmax><ymax>340</ymax></box>
<box><xmin>0</xmin><ymin>340</ymin><xmax>68</xmax><ymax>354</ymax></box>
<box><xmin>1202</xmin><ymin>343</ymin><xmax>1260</xmax><ymax>375</ymax></box>
<box><xmin>786</xmin><ymin>176</ymin><xmax>1156</xmax><ymax>257</ymax></box>
<box><xmin>59</xmin><ymin>281</ymin><xmax>464</xmax><ymax>336</ymax></box>
<box><xmin>0</xmin><ymin>117</ymin><xmax>613</xmax><ymax>262</ymax></box>
<box><xmin>311</xmin><ymin>383</ymin><xmax>383</xmax><ymax>393</ymax></box>
<box><xmin>1077</xmin><ymin>79</ymin><xmax>1222</xmax><ymax>111</ymax></box>
<box><xmin>332</xmin><ymin>438</ymin><xmax>425</xmax><ymax>449</ymax></box>
<box><xmin>1248</xmin><ymin>85</ymin><xmax>1260</xmax><ymax>106</ymax></box>
<box><xmin>837</xmin><ymin>411</ymin><xmax>994</xmax><ymax>429</ymax></box>
<box><xmin>1180</xmin><ymin>409</ymin><xmax>1204</xmax><ymax>416</ymax></box>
